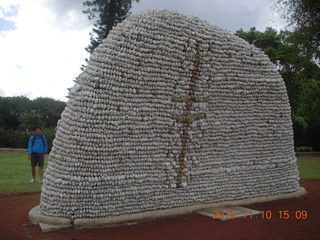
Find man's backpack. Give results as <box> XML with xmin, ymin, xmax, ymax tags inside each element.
<box><xmin>32</xmin><ymin>134</ymin><xmax>44</xmax><ymax>147</ymax></box>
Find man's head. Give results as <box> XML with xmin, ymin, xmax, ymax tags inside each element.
<box><xmin>35</xmin><ymin>127</ymin><xmax>41</xmax><ymax>135</ymax></box>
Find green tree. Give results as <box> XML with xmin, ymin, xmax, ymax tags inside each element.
<box><xmin>235</xmin><ymin>27</ymin><xmax>282</xmax><ymax>63</ymax></box>
<box><xmin>32</xmin><ymin>97</ymin><xmax>65</xmax><ymax>128</ymax></box>
<box><xmin>235</xmin><ymin>27</ymin><xmax>320</xmax><ymax>149</ymax></box>
<box><xmin>0</xmin><ymin>96</ymin><xmax>32</xmax><ymax>129</ymax></box>
<box><xmin>235</xmin><ymin>28</ymin><xmax>319</xmax><ymax>115</ymax></box>
<box><xmin>277</xmin><ymin>0</ymin><xmax>320</xmax><ymax>59</ymax></box>
<box><xmin>83</xmin><ymin>0</ymin><xmax>139</xmax><ymax>54</ymax></box>
<box><xmin>0</xmin><ymin>96</ymin><xmax>65</xmax><ymax>148</ymax></box>
<box><xmin>19</xmin><ymin>110</ymin><xmax>45</xmax><ymax>131</ymax></box>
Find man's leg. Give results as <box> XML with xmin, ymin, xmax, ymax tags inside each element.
<box><xmin>30</xmin><ymin>154</ymin><xmax>36</xmax><ymax>183</ymax></box>
<box><xmin>32</xmin><ymin>166</ymin><xmax>36</xmax><ymax>178</ymax></box>
<box><xmin>39</xmin><ymin>167</ymin><xmax>43</xmax><ymax>179</ymax></box>
<box><xmin>38</xmin><ymin>154</ymin><xmax>44</xmax><ymax>184</ymax></box>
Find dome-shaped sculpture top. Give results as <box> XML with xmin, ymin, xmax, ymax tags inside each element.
<box><xmin>40</xmin><ymin>9</ymin><xmax>300</xmax><ymax>220</ymax></box>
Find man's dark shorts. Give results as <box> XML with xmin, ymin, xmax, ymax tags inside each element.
<box><xmin>31</xmin><ymin>153</ymin><xmax>44</xmax><ymax>167</ymax></box>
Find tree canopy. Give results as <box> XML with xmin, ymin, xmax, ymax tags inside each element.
<box><xmin>0</xmin><ymin>96</ymin><xmax>65</xmax><ymax>131</ymax></box>
<box><xmin>277</xmin><ymin>0</ymin><xmax>320</xmax><ymax>59</ymax></box>
<box><xmin>83</xmin><ymin>0</ymin><xmax>139</xmax><ymax>54</ymax></box>
<box><xmin>0</xmin><ymin>96</ymin><xmax>65</xmax><ymax>149</ymax></box>
<box><xmin>236</xmin><ymin>27</ymin><xmax>320</xmax><ymax>150</ymax></box>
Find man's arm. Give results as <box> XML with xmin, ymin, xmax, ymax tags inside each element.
<box><xmin>43</xmin><ymin>134</ymin><xmax>48</xmax><ymax>154</ymax></box>
<box><xmin>28</xmin><ymin>136</ymin><xmax>33</xmax><ymax>155</ymax></box>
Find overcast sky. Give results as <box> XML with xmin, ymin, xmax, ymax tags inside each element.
<box><xmin>0</xmin><ymin>0</ymin><xmax>286</xmax><ymax>101</ymax></box>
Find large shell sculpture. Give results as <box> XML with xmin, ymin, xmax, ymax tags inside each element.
<box><xmin>40</xmin><ymin>10</ymin><xmax>301</xmax><ymax>220</ymax></box>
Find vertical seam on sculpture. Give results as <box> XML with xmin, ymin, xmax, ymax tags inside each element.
<box><xmin>172</xmin><ymin>40</ymin><xmax>208</xmax><ymax>188</ymax></box>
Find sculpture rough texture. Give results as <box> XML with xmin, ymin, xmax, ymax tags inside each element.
<box><xmin>40</xmin><ymin>9</ymin><xmax>300</xmax><ymax>219</ymax></box>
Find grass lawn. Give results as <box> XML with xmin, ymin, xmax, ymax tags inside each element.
<box><xmin>297</xmin><ymin>156</ymin><xmax>320</xmax><ymax>179</ymax></box>
<box><xmin>0</xmin><ymin>151</ymin><xmax>48</xmax><ymax>193</ymax></box>
<box><xmin>0</xmin><ymin>150</ymin><xmax>319</xmax><ymax>193</ymax></box>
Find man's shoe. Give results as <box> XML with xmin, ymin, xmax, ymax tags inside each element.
<box><xmin>30</xmin><ymin>178</ymin><xmax>36</xmax><ymax>183</ymax></box>
<box><xmin>39</xmin><ymin>178</ymin><xmax>43</xmax><ymax>184</ymax></box>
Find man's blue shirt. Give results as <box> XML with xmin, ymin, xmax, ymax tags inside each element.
<box><xmin>28</xmin><ymin>133</ymin><xmax>48</xmax><ymax>155</ymax></box>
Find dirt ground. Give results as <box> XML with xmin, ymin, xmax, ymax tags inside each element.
<box><xmin>0</xmin><ymin>179</ymin><xmax>319</xmax><ymax>240</ymax></box>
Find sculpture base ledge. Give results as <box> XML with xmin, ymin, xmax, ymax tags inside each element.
<box><xmin>29</xmin><ymin>187</ymin><xmax>307</xmax><ymax>232</ymax></box>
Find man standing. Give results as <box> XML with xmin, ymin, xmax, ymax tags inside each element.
<box><xmin>28</xmin><ymin>126</ymin><xmax>48</xmax><ymax>184</ymax></box>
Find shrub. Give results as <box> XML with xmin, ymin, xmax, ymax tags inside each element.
<box><xmin>296</xmin><ymin>146</ymin><xmax>313</xmax><ymax>152</ymax></box>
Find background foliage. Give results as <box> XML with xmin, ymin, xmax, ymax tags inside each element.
<box><xmin>0</xmin><ymin>97</ymin><xmax>65</xmax><ymax>150</ymax></box>
<box><xmin>235</xmin><ymin>27</ymin><xmax>320</xmax><ymax>151</ymax></box>
<box><xmin>277</xmin><ymin>0</ymin><xmax>320</xmax><ymax>60</ymax></box>
<box><xmin>83</xmin><ymin>0</ymin><xmax>139</xmax><ymax>54</ymax></box>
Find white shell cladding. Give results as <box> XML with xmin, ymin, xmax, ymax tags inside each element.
<box><xmin>40</xmin><ymin>9</ymin><xmax>299</xmax><ymax>219</ymax></box>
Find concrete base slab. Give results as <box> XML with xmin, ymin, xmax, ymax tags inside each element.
<box><xmin>29</xmin><ymin>187</ymin><xmax>307</xmax><ymax>231</ymax></box>
<box><xmin>39</xmin><ymin>222</ymin><xmax>72</xmax><ymax>232</ymax></box>
<box><xmin>28</xmin><ymin>205</ymin><xmax>72</xmax><ymax>225</ymax></box>
<box><xmin>196</xmin><ymin>206</ymin><xmax>261</xmax><ymax>221</ymax></box>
